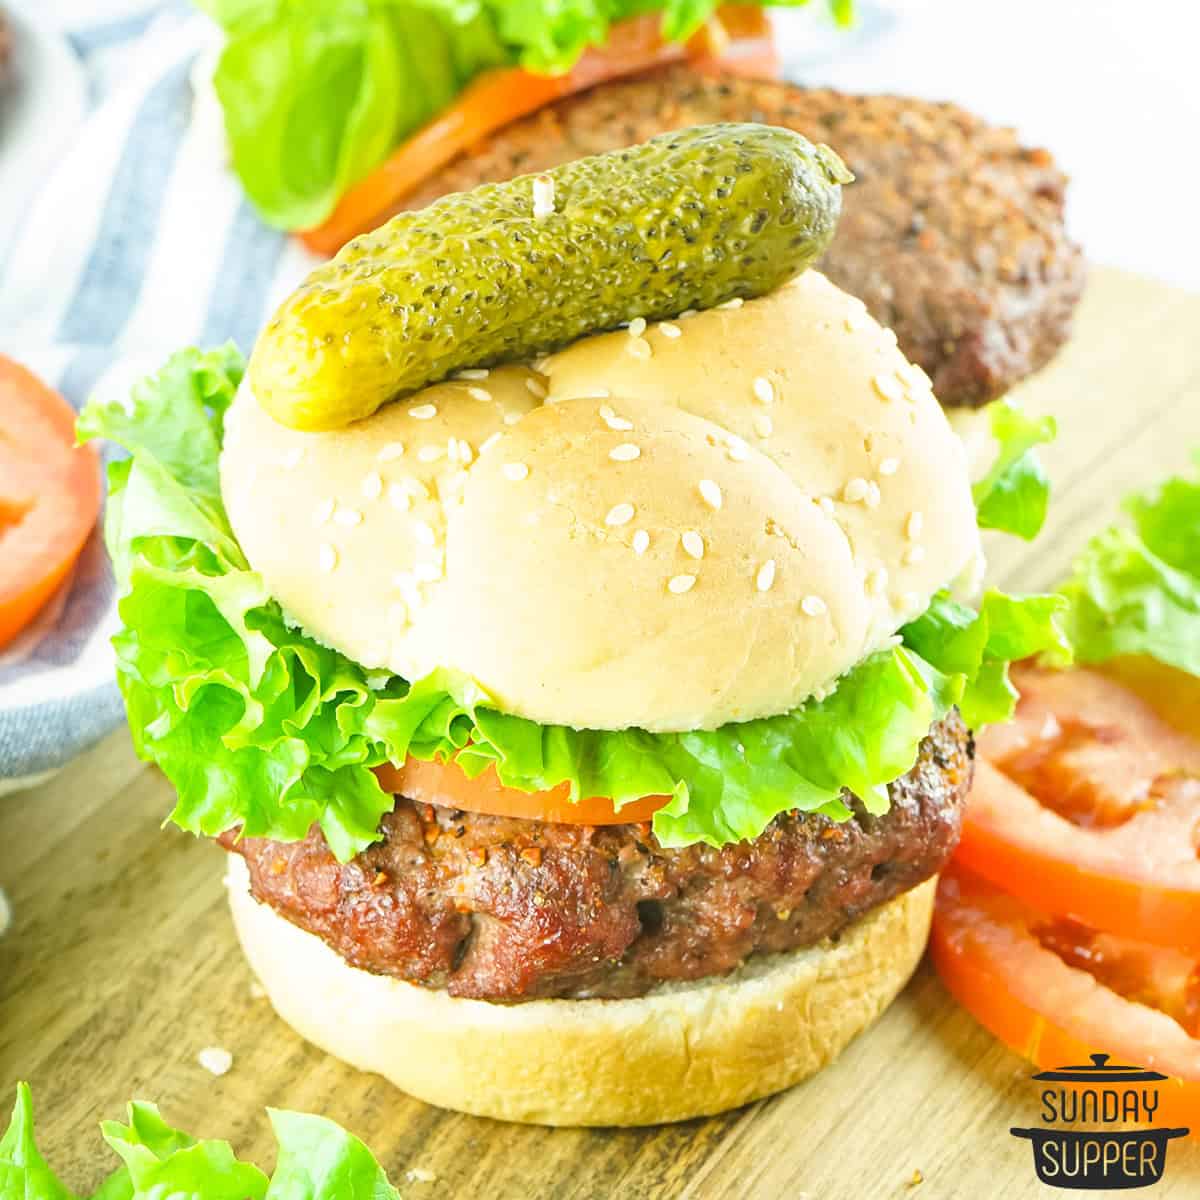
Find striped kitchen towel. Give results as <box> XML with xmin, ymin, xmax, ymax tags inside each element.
<box><xmin>0</xmin><ymin>2</ymin><xmax>319</xmax><ymax>790</ymax></box>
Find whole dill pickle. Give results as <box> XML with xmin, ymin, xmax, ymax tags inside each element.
<box><xmin>250</xmin><ymin>123</ymin><xmax>852</xmax><ymax>431</ymax></box>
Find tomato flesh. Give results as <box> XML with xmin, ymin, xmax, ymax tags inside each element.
<box><xmin>376</xmin><ymin>757</ymin><xmax>668</xmax><ymax>826</ymax></box>
<box><xmin>958</xmin><ymin>665</ymin><xmax>1200</xmax><ymax>951</ymax></box>
<box><xmin>931</xmin><ymin>865</ymin><xmax>1200</xmax><ymax>1132</ymax></box>
<box><xmin>0</xmin><ymin>356</ymin><xmax>102</xmax><ymax>649</ymax></box>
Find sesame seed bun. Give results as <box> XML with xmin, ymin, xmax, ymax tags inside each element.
<box><xmin>226</xmin><ymin>854</ymin><xmax>935</xmax><ymax>1126</ymax></box>
<box><xmin>221</xmin><ymin>271</ymin><xmax>981</xmax><ymax>732</ymax></box>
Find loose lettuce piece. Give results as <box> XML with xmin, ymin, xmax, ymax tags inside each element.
<box><xmin>1</xmin><ymin>1083</ymin><xmax>76</xmax><ymax>1200</ymax></box>
<box><xmin>1</xmin><ymin>1086</ymin><xmax>399</xmax><ymax>1200</ymax></box>
<box><xmin>196</xmin><ymin>1</ymin><xmax>850</xmax><ymax>229</ymax></box>
<box><xmin>972</xmin><ymin>399</ymin><xmax>1056</xmax><ymax>540</ymax></box>
<box><xmin>1059</xmin><ymin>457</ymin><xmax>1200</xmax><ymax>675</ymax></box>
<box><xmin>82</xmin><ymin>347</ymin><xmax>1057</xmax><ymax>857</ymax></box>
<box><xmin>265</xmin><ymin>1111</ymin><xmax>400</xmax><ymax>1199</ymax></box>
<box><xmin>100</xmin><ymin>1105</ymin><xmax>268</xmax><ymax>1200</ymax></box>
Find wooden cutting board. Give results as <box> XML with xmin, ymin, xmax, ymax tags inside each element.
<box><xmin>2</xmin><ymin>265</ymin><xmax>1199</xmax><ymax>1199</ymax></box>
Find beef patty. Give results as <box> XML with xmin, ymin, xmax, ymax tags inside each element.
<box><xmin>225</xmin><ymin>711</ymin><xmax>972</xmax><ymax>1002</ymax></box>
<box><xmin>396</xmin><ymin>67</ymin><xmax>1084</xmax><ymax>409</ymax></box>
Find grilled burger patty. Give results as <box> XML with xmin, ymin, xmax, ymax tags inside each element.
<box><xmin>225</xmin><ymin>712</ymin><xmax>972</xmax><ymax>1002</ymax></box>
<box><xmin>397</xmin><ymin>68</ymin><xmax>1084</xmax><ymax>409</ymax></box>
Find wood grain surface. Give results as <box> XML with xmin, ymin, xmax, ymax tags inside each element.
<box><xmin>3</xmin><ymin>266</ymin><xmax>1199</xmax><ymax>1198</ymax></box>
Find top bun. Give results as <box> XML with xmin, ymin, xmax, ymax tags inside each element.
<box><xmin>221</xmin><ymin>272</ymin><xmax>981</xmax><ymax>733</ymax></box>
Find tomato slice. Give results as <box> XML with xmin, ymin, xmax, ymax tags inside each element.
<box><xmin>376</xmin><ymin>757</ymin><xmax>668</xmax><ymax>826</ymax></box>
<box><xmin>300</xmin><ymin>7</ymin><xmax>778</xmax><ymax>255</ymax></box>
<box><xmin>0</xmin><ymin>356</ymin><xmax>101</xmax><ymax>649</ymax></box>
<box><xmin>930</xmin><ymin>865</ymin><xmax>1200</xmax><ymax>1132</ymax></box>
<box><xmin>957</xmin><ymin>664</ymin><xmax>1200</xmax><ymax>952</ymax></box>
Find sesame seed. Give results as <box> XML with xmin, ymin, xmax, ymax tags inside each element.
<box><xmin>502</xmin><ymin>462</ymin><xmax>529</xmax><ymax>481</ymax></box>
<box><xmin>525</xmin><ymin>375</ymin><xmax>548</xmax><ymax>398</ymax></box>
<box><xmin>360</xmin><ymin>472</ymin><xmax>383</xmax><ymax>500</ymax></box>
<box><xmin>628</xmin><ymin>316</ymin><xmax>647</xmax><ymax>336</ymax></box>
<box><xmin>698</xmin><ymin>479</ymin><xmax>722</xmax><ymax>510</ymax></box>
<box><xmin>412</xmin><ymin>520</ymin><xmax>436</xmax><ymax>546</ymax></box>
<box><xmin>864</xmin><ymin>480</ymin><xmax>882</xmax><ymax>508</ymax></box>
<box><xmin>600</xmin><ymin>405</ymin><xmax>634</xmax><ymax>432</ymax></box>
<box><xmin>904</xmin><ymin>544</ymin><xmax>926</xmax><ymax>565</ymax></box>
<box><xmin>479</xmin><ymin>432</ymin><xmax>501</xmax><ymax>455</ymax></box>
<box><xmin>817</xmin><ymin>496</ymin><xmax>836</xmax><ymax>515</ymax></box>
<box><xmin>313</xmin><ymin>498</ymin><xmax>335</xmax><ymax>524</ymax></box>
<box><xmin>387</xmin><ymin>484</ymin><xmax>411</xmax><ymax>511</ymax></box>
<box><xmin>727</xmin><ymin>436</ymin><xmax>750</xmax><ymax>463</ymax></box>
<box><xmin>659</xmin><ymin>321</ymin><xmax>682</xmax><ymax>339</ymax></box>
<box><xmin>668</xmin><ymin>574</ymin><xmax>697</xmax><ymax>594</ymax></box>
<box><xmin>753</xmin><ymin>413</ymin><xmax>773</xmax><ymax>438</ymax></box>
<box><xmin>681</xmin><ymin>531</ymin><xmax>704</xmax><ymax>559</ymax></box>
<box><xmin>756</xmin><ymin>559</ymin><xmax>777</xmax><ymax>592</ymax></box>
<box><xmin>503</xmin><ymin>411</ymin><xmax>522</xmax><ymax>425</ymax></box>
<box><xmin>280</xmin><ymin>446</ymin><xmax>304</xmax><ymax>469</ymax></box>
<box><xmin>879</xmin><ymin>457</ymin><xmax>901</xmax><ymax>476</ymax></box>
<box><xmin>409</xmin><ymin>403</ymin><xmax>437</xmax><ymax>420</ymax></box>
<box><xmin>318</xmin><ymin>543</ymin><xmax>338</xmax><ymax>572</ymax></box>
<box><xmin>717</xmin><ymin>297</ymin><xmax>744</xmax><ymax>310</ymax></box>
<box><xmin>455</xmin><ymin>368</ymin><xmax>489</xmax><ymax>380</ymax></box>
<box><xmin>678</xmin><ymin>308</ymin><xmax>698</xmax><ymax>319</ymax></box>
<box><xmin>334</xmin><ymin>507</ymin><xmax>363</xmax><ymax>527</ymax></box>
<box><xmin>197</xmin><ymin>1047</ymin><xmax>233</xmax><ymax>1077</ymax></box>
<box><xmin>609</xmin><ymin>443</ymin><xmax>640</xmax><ymax>462</ymax></box>
<box><xmin>872</xmin><ymin>373</ymin><xmax>904</xmax><ymax>403</ymax></box>
<box><xmin>632</xmin><ymin>529</ymin><xmax>650</xmax><ymax>555</ymax></box>
<box><xmin>377</xmin><ymin>442</ymin><xmax>405</xmax><ymax>462</ymax></box>
<box><xmin>606</xmin><ymin>502</ymin><xmax>635</xmax><ymax>527</ymax></box>
<box><xmin>801</xmin><ymin>594</ymin><xmax>827</xmax><ymax>617</ymax></box>
<box><xmin>465</xmin><ymin>387</ymin><xmax>491</xmax><ymax>403</ymax></box>
<box><xmin>906</xmin><ymin>511</ymin><xmax>924</xmax><ymax>540</ymax></box>
<box><xmin>532</xmin><ymin>173</ymin><xmax>555</xmax><ymax>219</ymax></box>
<box><xmin>753</xmin><ymin>376</ymin><xmax>774</xmax><ymax>404</ymax></box>
<box><xmin>868</xmin><ymin>566</ymin><xmax>889</xmax><ymax>594</ymax></box>
<box><xmin>627</xmin><ymin>336</ymin><xmax>652</xmax><ymax>360</ymax></box>
<box><xmin>843</xmin><ymin>477</ymin><xmax>870</xmax><ymax>503</ymax></box>
<box><xmin>457</xmin><ymin>440</ymin><xmax>475</xmax><ymax>465</ymax></box>
<box><xmin>417</xmin><ymin>445</ymin><xmax>443</xmax><ymax>462</ymax></box>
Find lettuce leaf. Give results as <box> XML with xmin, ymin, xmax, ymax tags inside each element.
<box><xmin>1</xmin><ymin>1086</ymin><xmax>399</xmax><ymax>1200</ymax></box>
<box><xmin>81</xmin><ymin>347</ymin><xmax>1059</xmax><ymax>857</ymax></box>
<box><xmin>972</xmin><ymin>398</ymin><xmax>1056</xmax><ymax>540</ymax></box>
<box><xmin>1058</xmin><ymin>456</ymin><xmax>1200</xmax><ymax>675</ymax></box>
<box><xmin>196</xmin><ymin>1</ymin><xmax>849</xmax><ymax>229</ymax></box>
<box><xmin>902</xmin><ymin>590</ymin><xmax>1071</xmax><ymax>728</ymax></box>
<box><xmin>1</xmin><ymin>1084</ymin><xmax>76</xmax><ymax>1200</ymax></box>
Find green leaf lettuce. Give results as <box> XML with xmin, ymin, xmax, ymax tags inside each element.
<box><xmin>0</xmin><ymin>1085</ymin><xmax>399</xmax><ymax>1200</ymax></box>
<box><xmin>195</xmin><ymin>1</ymin><xmax>850</xmax><ymax>229</ymax></box>
<box><xmin>1058</xmin><ymin>454</ymin><xmax>1200</xmax><ymax>676</ymax></box>
<box><xmin>79</xmin><ymin>347</ymin><xmax>1062</xmax><ymax>860</ymax></box>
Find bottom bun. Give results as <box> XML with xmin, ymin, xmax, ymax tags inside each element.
<box><xmin>226</xmin><ymin>856</ymin><xmax>935</xmax><ymax>1126</ymax></box>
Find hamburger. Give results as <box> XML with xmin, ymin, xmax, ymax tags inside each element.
<box><xmin>80</xmin><ymin>124</ymin><xmax>1065</xmax><ymax>1125</ymax></box>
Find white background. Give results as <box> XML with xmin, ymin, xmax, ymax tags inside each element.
<box><xmin>779</xmin><ymin>0</ymin><xmax>1200</xmax><ymax>288</ymax></box>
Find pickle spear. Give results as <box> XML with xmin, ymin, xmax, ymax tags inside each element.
<box><xmin>251</xmin><ymin>123</ymin><xmax>852</xmax><ymax>431</ymax></box>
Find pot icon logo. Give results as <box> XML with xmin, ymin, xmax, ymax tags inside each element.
<box><xmin>1010</xmin><ymin>1054</ymin><xmax>1189</xmax><ymax>1189</ymax></box>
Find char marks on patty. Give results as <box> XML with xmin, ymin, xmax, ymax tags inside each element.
<box><xmin>224</xmin><ymin>711</ymin><xmax>973</xmax><ymax>1002</ymax></box>
<box><xmin>395</xmin><ymin>67</ymin><xmax>1084</xmax><ymax>409</ymax></box>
